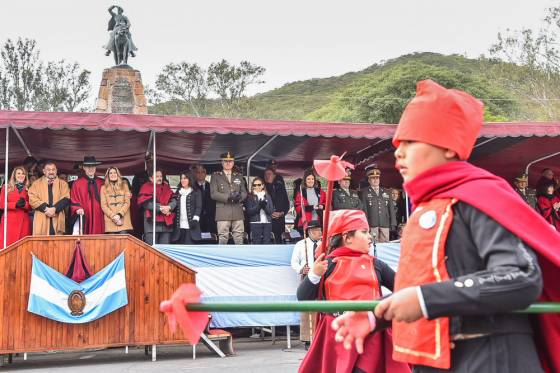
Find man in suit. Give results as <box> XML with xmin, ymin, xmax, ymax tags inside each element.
<box><xmin>264</xmin><ymin>167</ymin><xmax>290</xmax><ymax>243</ymax></box>
<box><xmin>210</xmin><ymin>152</ymin><xmax>248</xmax><ymax>244</ymax></box>
<box><xmin>359</xmin><ymin>167</ymin><xmax>396</xmax><ymax>243</ymax></box>
<box><xmin>193</xmin><ymin>164</ymin><xmax>216</xmax><ymax>234</ymax></box>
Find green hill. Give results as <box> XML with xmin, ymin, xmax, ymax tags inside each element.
<box><xmin>151</xmin><ymin>52</ymin><xmax>554</xmax><ymax>122</ymax></box>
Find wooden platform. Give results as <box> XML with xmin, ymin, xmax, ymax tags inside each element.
<box><xmin>0</xmin><ymin>235</ymin><xmax>196</xmax><ymax>354</ymax></box>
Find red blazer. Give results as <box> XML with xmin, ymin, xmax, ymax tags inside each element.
<box><xmin>0</xmin><ymin>186</ymin><xmax>31</xmax><ymax>249</ymax></box>
<box><xmin>294</xmin><ymin>186</ymin><xmax>326</xmax><ymax>228</ymax></box>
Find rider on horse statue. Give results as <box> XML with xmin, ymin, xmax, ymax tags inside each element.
<box><xmin>103</xmin><ymin>5</ymin><xmax>138</xmax><ymax>65</ymax></box>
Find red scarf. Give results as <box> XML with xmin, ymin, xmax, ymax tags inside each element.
<box><xmin>137</xmin><ymin>182</ymin><xmax>175</xmax><ymax>226</ymax></box>
<box><xmin>327</xmin><ymin>247</ymin><xmax>368</xmax><ymax>259</ymax></box>
<box><xmin>404</xmin><ymin>161</ymin><xmax>560</xmax><ymax>373</ymax></box>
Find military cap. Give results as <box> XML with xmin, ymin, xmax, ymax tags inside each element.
<box><xmin>515</xmin><ymin>173</ymin><xmax>529</xmax><ymax>182</ymax></box>
<box><xmin>220</xmin><ymin>152</ymin><xmax>235</xmax><ymax>161</ymax></box>
<box><xmin>366</xmin><ymin>168</ymin><xmax>381</xmax><ymax>178</ymax></box>
<box><xmin>342</xmin><ymin>168</ymin><xmax>352</xmax><ymax>181</ymax></box>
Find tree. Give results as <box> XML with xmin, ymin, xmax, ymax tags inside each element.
<box><xmin>155</xmin><ymin>62</ymin><xmax>207</xmax><ymax>116</ymax></box>
<box><xmin>207</xmin><ymin>59</ymin><xmax>265</xmax><ymax>112</ymax></box>
<box><xmin>0</xmin><ymin>38</ymin><xmax>91</xmax><ymax>112</ymax></box>
<box><xmin>488</xmin><ymin>5</ymin><xmax>560</xmax><ymax>120</ymax></box>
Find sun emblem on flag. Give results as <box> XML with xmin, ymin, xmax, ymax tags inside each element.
<box><xmin>68</xmin><ymin>290</ymin><xmax>86</xmax><ymax>316</ymax></box>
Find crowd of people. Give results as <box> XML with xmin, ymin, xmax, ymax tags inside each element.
<box><xmin>1</xmin><ymin>148</ymin><xmax>557</xmax><ymax>249</ymax></box>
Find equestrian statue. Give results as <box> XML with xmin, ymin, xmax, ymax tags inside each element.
<box><xmin>103</xmin><ymin>5</ymin><xmax>138</xmax><ymax>66</ymax></box>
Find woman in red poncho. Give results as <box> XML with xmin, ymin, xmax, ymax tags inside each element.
<box><xmin>537</xmin><ymin>182</ymin><xmax>560</xmax><ymax>231</ymax></box>
<box><xmin>0</xmin><ymin>166</ymin><xmax>31</xmax><ymax>249</ymax></box>
<box><xmin>294</xmin><ymin>168</ymin><xmax>326</xmax><ymax>234</ymax></box>
<box><xmin>297</xmin><ymin>209</ymin><xmax>410</xmax><ymax>373</ymax></box>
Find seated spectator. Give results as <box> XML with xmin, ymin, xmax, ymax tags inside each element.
<box><xmin>171</xmin><ymin>171</ymin><xmax>202</xmax><ymax>244</ymax></box>
<box><xmin>137</xmin><ymin>169</ymin><xmax>176</xmax><ymax>245</ymax></box>
<box><xmin>264</xmin><ymin>167</ymin><xmax>290</xmax><ymax>244</ymax></box>
<box><xmin>245</xmin><ymin>177</ymin><xmax>274</xmax><ymax>244</ymax></box>
<box><xmin>0</xmin><ymin>166</ymin><xmax>31</xmax><ymax>248</ymax></box>
<box><xmin>100</xmin><ymin>166</ymin><xmax>133</xmax><ymax>234</ymax></box>
<box><xmin>294</xmin><ymin>169</ymin><xmax>326</xmax><ymax>234</ymax></box>
<box><xmin>28</xmin><ymin>161</ymin><xmax>70</xmax><ymax>235</ymax></box>
<box><xmin>537</xmin><ymin>181</ymin><xmax>560</xmax><ymax>230</ymax></box>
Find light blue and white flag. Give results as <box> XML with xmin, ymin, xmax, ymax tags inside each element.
<box><xmin>28</xmin><ymin>252</ymin><xmax>127</xmax><ymax>323</ymax></box>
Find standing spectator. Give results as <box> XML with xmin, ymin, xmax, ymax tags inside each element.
<box><xmin>294</xmin><ymin>169</ymin><xmax>326</xmax><ymax>234</ymax></box>
<box><xmin>22</xmin><ymin>156</ymin><xmax>37</xmax><ymax>180</ymax></box>
<box><xmin>137</xmin><ymin>169</ymin><xmax>176</xmax><ymax>245</ymax></box>
<box><xmin>171</xmin><ymin>171</ymin><xmax>202</xmax><ymax>244</ymax></box>
<box><xmin>359</xmin><ymin>167</ymin><xmax>396</xmax><ymax>243</ymax></box>
<box><xmin>0</xmin><ymin>166</ymin><xmax>31</xmax><ymax>248</ymax></box>
<box><xmin>210</xmin><ymin>152</ymin><xmax>247</xmax><ymax>245</ymax></box>
<box><xmin>245</xmin><ymin>177</ymin><xmax>274</xmax><ymax>244</ymax></box>
<box><xmin>332</xmin><ymin>169</ymin><xmax>362</xmax><ymax>211</ymax></box>
<box><xmin>514</xmin><ymin>173</ymin><xmax>537</xmax><ymax>210</ymax></box>
<box><xmin>290</xmin><ymin>221</ymin><xmax>321</xmax><ymax>348</ymax></box>
<box><xmin>70</xmin><ymin>156</ymin><xmax>105</xmax><ymax>234</ymax></box>
<box><xmin>28</xmin><ymin>161</ymin><xmax>70</xmax><ymax>235</ymax></box>
<box><xmin>266</xmin><ymin>159</ymin><xmax>285</xmax><ymax>186</ymax></box>
<box><xmin>537</xmin><ymin>181</ymin><xmax>560</xmax><ymax>230</ymax></box>
<box><xmin>193</xmin><ymin>164</ymin><xmax>216</xmax><ymax>234</ymax></box>
<box><xmin>100</xmin><ymin>166</ymin><xmax>133</xmax><ymax>234</ymax></box>
<box><xmin>536</xmin><ymin>168</ymin><xmax>559</xmax><ymax>196</ymax></box>
<box><xmin>264</xmin><ymin>167</ymin><xmax>290</xmax><ymax>243</ymax></box>
<box><xmin>130</xmin><ymin>170</ymin><xmax>149</xmax><ymax>239</ymax></box>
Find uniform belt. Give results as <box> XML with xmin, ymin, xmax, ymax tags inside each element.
<box><xmin>451</xmin><ymin>333</ymin><xmax>488</xmax><ymax>341</ymax></box>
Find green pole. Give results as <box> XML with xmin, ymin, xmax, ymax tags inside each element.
<box><xmin>187</xmin><ymin>301</ymin><xmax>560</xmax><ymax>313</ymax></box>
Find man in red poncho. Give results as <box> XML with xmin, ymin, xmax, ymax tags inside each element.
<box><xmin>70</xmin><ymin>156</ymin><xmax>105</xmax><ymax>234</ymax></box>
<box><xmin>332</xmin><ymin>80</ymin><xmax>560</xmax><ymax>373</ymax></box>
<box><xmin>137</xmin><ymin>168</ymin><xmax>176</xmax><ymax>245</ymax></box>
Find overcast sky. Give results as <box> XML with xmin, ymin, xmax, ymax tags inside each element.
<box><xmin>0</xmin><ymin>0</ymin><xmax>556</xmax><ymax>96</ymax></box>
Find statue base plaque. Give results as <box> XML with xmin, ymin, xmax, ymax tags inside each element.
<box><xmin>95</xmin><ymin>67</ymin><xmax>147</xmax><ymax>114</ymax></box>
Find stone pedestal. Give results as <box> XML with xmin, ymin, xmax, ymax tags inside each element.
<box><xmin>95</xmin><ymin>67</ymin><xmax>147</xmax><ymax>114</ymax></box>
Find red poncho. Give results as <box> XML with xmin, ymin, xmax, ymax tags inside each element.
<box><xmin>404</xmin><ymin>161</ymin><xmax>560</xmax><ymax>373</ymax></box>
<box><xmin>137</xmin><ymin>182</ymin><xmax>175</xmax><ymax>226</ymax></box>
<box><xmin>70</xmin><ymin>177</ymin><xmax>105</xmax><ymax>234</ymax></box>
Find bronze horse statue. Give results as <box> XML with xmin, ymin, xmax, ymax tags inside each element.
<box><xmin>112</xmin><ymin>25</ymin><xmax>130</xmax><ymax>66</ymax></box>
<box><xmin>103</xmin><ymin>6</ymin><xmax>137</xmax><ymax>66</ymax></box>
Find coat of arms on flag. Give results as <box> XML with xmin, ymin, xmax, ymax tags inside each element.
<box><xmin>27</xmin><ymin>252</ymin><xmax>128</xmax><ymax>323</ymax></box>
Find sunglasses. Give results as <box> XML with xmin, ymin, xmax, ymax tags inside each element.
<box><xmin>253</xmin><ymin>183</ymin><xmax>262</xmax><ymax>187</ymax></box>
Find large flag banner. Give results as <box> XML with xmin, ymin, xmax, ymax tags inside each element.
<box><xmin>28</xmin><ymin>252</ymin><xmax>128</xmax><ymax>323</ymax></box>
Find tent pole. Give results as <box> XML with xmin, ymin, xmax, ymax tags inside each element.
<box><xmin>11</xmin><ymin>128</ymin><xmax>32</xmax><ymax>157</ymax></box>
<box><xmin>145</xmin><ymin>131</ymin><xmax>154</xmax><ymax>158</ymax></box>
<box><xmin>246</xmin><ymin>135</ymin><xmax>278</xmax><ymax>183</ymax></box>
<box><xmin>472</xmin><ymin>137</ymin><xmax>497</xmax><ymax>149</ymax></box>
<box><xmin>152</xmin><ymin>131</ymin><xmax>156</xmax><ymax>246</ymax></box>
<box><xmin>525</xmin><ymin>151</ymin><xmax>560</xmax><ymax>176</ymax></box>
<box><xmin>3</xmin><ymin>127</ymin><xmax>9</xmax><ymax>249</ymax></box>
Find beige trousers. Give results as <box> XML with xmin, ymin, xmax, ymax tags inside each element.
<box><xmin>370</xmin><ymin>227</ymin><xmax>390</xmax><ymax>243</ymax></box>
<box><xmin>217</xmin><ymin>220</ymin><xmax>244</xmax><ymax>244</ymax></box>
<box><xmin>299</xmin><ymin>312</ymin><xmax>317</xmax><ymax>342</ymax></box>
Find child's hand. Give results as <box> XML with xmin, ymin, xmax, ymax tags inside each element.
<box><xmin>312</xmin><ymin>253</ymin><xmax>328</xmax><ymax>277</ymax></box>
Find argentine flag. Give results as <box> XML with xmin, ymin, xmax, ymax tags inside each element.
<box><xmin>28</xmin><ymin>252</ymin><xmax>128</xmax><ymax>323</ymax></box>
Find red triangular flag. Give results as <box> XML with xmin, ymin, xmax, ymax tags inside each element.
<box><xmin>65</xmin><ymin>241</ymin><xmax>92</xmax><ymax>283</ymax></box>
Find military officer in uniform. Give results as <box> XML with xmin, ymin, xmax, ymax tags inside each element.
<box><xmin>332</xmin><ymin>169</ymin><xmax>362</xmax><ymax>210</ymax></box>
<box><xmin>210</xmin><ymin>152</ymin><xmax>248</xmax><ymax>244</ymax></box>
<box><xmin>359</xmin><ymin>167</ymin><xmax>396</xmax><ymax>243</ymax></box>
<box><xmin>514</xmin><ymin>173</ymin><xmax>537</xmax><ymax>210</ymax></box>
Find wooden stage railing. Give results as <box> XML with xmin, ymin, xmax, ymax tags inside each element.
<box><xmin>0</xmin><ymin>235</ymin><xmax>196</xmax><ymax>354</ymax></box>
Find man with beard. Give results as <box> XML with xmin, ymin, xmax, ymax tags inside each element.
<box><xmin>70</xmin><ymin>156</ymin><xmax>105</xmax><ymax>234</ymax></box>
<box><xmin>28</xmin><ymin>161</ymin><xmax>70</xmax><ymax>235</ymax></box>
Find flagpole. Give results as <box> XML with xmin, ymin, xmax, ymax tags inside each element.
<box><xmin>3</xmin><ymin>127</ymin><xmax>9</xmax><ymax>249</ymax></box>
<box><xmin>152</xmin><ymin>131</ymin><xmax>156</xmax><ymax>246</ymax></box>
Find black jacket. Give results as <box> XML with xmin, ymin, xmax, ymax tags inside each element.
<box><xmin>171</xmin><ymin>188</ymin><xmax>202</xmax><ymax>241</ymax></box>
<box><xmin>244</xmin><ymin>193</ymin><xmax>274</xmax><ymax>223</ymax></box>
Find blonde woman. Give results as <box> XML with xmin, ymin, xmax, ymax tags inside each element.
<box><xmin>100</xmin><ymin>167</ymin><xmax>133</xmax><ymax>233</ymax></box>
<box><xmin>0</xmin><ymin>166</ymin><xmax>31</xmax><ymax>248</ymax></box>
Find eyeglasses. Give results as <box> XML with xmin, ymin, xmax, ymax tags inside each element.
<box><xmin>253</xmin><ymin>183</ymin><xmax>262</xmax><ymax>187</ymax></box>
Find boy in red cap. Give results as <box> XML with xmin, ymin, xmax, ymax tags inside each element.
<box><xmin>332</xmin><ymin>80</ymin><xmax>560</xmax><ymax>372</ymax></box>
<box><xmin>297</xmin><ymin>209</ymin><xmax>410</xmax><ymax>373</ymax></box>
